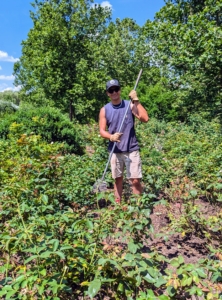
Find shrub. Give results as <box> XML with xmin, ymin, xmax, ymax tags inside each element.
<box><xmin>0</xmin><ymin>118</ymin><xmax>221</xmax><ymax>299</ymax></box>
<box><xmin>121</xmin><ymin>82</ymin><xmax>178</xmax><ymax>121</ymax></box>
<box><xmin>0</xmin><ymin>106</ymin><xmax>82</xmax><ymax>154</ymax></box>
<box><xmin>136</xmin><ymin>116</ymin><xmax>222</xmax><ymax>199</ymax></box>
<box><xmin>0</xmin><ymin>100</ymin><xmax>19</xmax><ymax>115</ymax></box>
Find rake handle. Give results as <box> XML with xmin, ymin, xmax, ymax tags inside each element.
<box><xmin>101</xmin><ymin>69</ymin><xmax>143</xmax><ymax>181</ymax></box>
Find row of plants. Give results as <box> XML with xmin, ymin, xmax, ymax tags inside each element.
<box><xmin>0</xmin><ymin>113</ymin><xmax>221</xmax><ymax>299</ymax></box>
<box><xmin>0</xmin><ymin>126</ymin><xmax>164</xmax><ymax>299</ymax></box>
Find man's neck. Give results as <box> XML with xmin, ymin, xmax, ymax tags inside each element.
<box><xmin>111</xmin><ymin>98</ymin><xmax>121</xmax><ymax>105</ymax></box>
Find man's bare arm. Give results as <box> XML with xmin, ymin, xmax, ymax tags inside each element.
<box><xmin>129</xmin><ymin>90</ymin><xmax>149</xmax><ymax>123</ymax></box>
<box><xmin>131</xmin><ymin>102</ymin><xmax>149</xmax><ymax>122</ymax></box>
<box><xmin>99</xmin><ymin>107</ymin><xmax>111</xmax><ymax>139</ymax></box>
<box><xmin>99</xmin><ymin>107</ymin><xmax>123</xmax><ymax>142</ymax></box>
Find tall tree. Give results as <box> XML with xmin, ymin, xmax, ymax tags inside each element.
<box><xmin>14</xmin><ymin>0</ymin><xmax>112</xmax><ymax>121</ymax></box>
<box><xmin>100</xmin><ymin>18</ymin><xmax>141</xmax><ymax>84</ymax></box>
<box><xmin>143</xmin><ymin>0</ymin><xmax>222</xmax><ymax>120</ymax></box>
<box><xmin>0</xmin><ymin>91</ymin><xmax>20</xmax><ymax>105</ymax></box>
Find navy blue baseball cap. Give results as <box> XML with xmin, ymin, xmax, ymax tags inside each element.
<box><xmin>106</xmin><ymin>79</ymin><xmax>120</xmax><ymax>91</ymax></box>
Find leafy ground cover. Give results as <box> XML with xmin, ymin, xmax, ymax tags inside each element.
<box><xmin>0</xmin><ymin>116</ymin><xmax>221</xmax><ymax>299</ymax></box>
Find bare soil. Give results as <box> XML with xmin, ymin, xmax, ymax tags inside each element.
<box><xmin>146</xmin><ymin>199</ymin><xmax>221</xmax><ymax>264</ymax></box>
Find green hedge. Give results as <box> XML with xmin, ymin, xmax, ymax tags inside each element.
<box><xmin>0</xmin><ymin>106</ymin><xmax>82</xmax><ymax>154</ymax></box>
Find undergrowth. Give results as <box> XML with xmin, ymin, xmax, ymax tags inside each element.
<box><xmin>0</xmin><ymin>115</ymin><xmax>221</xmax><ymax>299</ymax></box>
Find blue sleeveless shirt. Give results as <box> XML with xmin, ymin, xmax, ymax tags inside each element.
<box><xmin>104</xmin><ymin>100</ymin><xmax>139</xmax><ymax>153</ymax></box>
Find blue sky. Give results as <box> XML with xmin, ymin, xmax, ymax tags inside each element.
<box><xmin>0</xmin><ymin>0</ymin><xmax>165</xmax><ymax>92</ymax></box>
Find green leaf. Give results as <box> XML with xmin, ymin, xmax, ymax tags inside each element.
<box><xmin>36</xmin><ymin>284</ymin><xmax>44</xmax><ymax>295</ymax></box>
<box><xmin>0</xmin><ymin>291</ymin><xmax>7</xmax><ymax>297</ymax></box>
<box><xmin>190</xmin><ymin>189</ymin><xmax>197</xmax><ymax>197</ymax></box>
<box><xmin>86</xmin><ymin>219</ymin><xmax>94</xmax><ymax>229</ymax></box>
<box><xmin>98</xmin><ymin>258</ymin><xmax>106</xmax><ymax>266</ymax></box>
<box><xmin>60</xmin><ymin>245</ymin><xmax>73</xmax><ymax>251</ymax></box>
<box><xmin>181</xmin><ymin>275</ymin><xmax>188</xmax><ymax>287</ymax></box>
<box><xmin>14</xmin><ymin>275</ymin><xmax>25</xmax><ymax>282</ymax></box>
<box><xmin>53</xmin><ymin>239</ymin><xmax>59</xmax><ymax>252</ymax></box>
<box><xmin>184</xmin><ymin>264</ymin><xmax>195</xmax><ymax>271</ymax></box>
<box><xmin>196</xmin><ymin>288</ymin><xmax>203</xmax><ymax>296</ymax></box>
<box><xmin>135</xmin><ymin>275</ymin><xmax>141</xmax><ymax>286</ymax></box>
<box><xmin>124</xmin><ymin>253</ymin><xmax>135</xmax><ymax>261</ymax></box>
<box><xmin>24</xmin><ymin>255</ymin><xmax>38</xmax><ymax>264</ymax></box>
<box><xmin>62</xmin><ymin>215</ymin><xmax>69</xmax><ymax>222</ymax></box>
<box><xmin>23</xmin><ymin>246</ymin><xmax>37</xmax><ymax>253</ymax></box>
<box><xmin>54</xmin><ymin>251</ymin><xmax>65</xmax><ymax>260</ymax></box>
<box><xmin>196</xmin><ymin>268</ymin><xmax>206</xmax><ymax>278</ymax></box>
<box><xmin>128</xmin><ymin>242</ymin><xmax>138</xmax><ymax>254</ymax></box>
<box><xmin>40</xmin><ymin>251</ymin><xmax>52</xmax><ymax>258</ymax></box>
<box><xmin>178</xmin><ymin>255</ymin><xmax>184</xmax><ymax>265</ymax></box>
<box><xmin>159</xmin><ymin>295</ymin><xmax>170</xmax><ymax>300</ymax></box>
<box><xmin>188</xmin><ymin>286</ymin><xmax>197</xmax><ymax>295</ymax></box>
<box><xmin>167</xmin><ymin>286</ymin><xmax>176</xmax><ymax>297</ymax></box>
<box><xmin>147</xmin><ymin>289</ymin><xmax>155</xmax><ymax>296</ymax></box>
<box><xmin>6</xmin><ymin>290</ymin><xmax>17</xmax><ymax>299</ymax></box>
<box><xmin>21</xmin><ymin>280</ymin><xmax>28</xmax><ymax>288</ymax></box>
<box><xmin>117</xmin><ymin>282</ymin><xmax>124</xmax><ymax>292</ymax></box>
<box><xmin>135</xmin><ymin>224</ymin><xmax>143</xmax><ymax>230</ymax></box>
<box><xmin>41</xmin><ymin>194</ymin><xmax>48</xmax><ymax>205</ymax></box>
<box><xmin>0</xmin><ymin>266</ymin><xmax>6</xmax><ymax>273</ymax></box>
<box><xmin>186</xmin><ymin>276</ymin><xmax>193</xmax><ymax>286</ymax></box>
<box><xmin>88</xmin><ymin>279</ymin><xmax>101</xmax><ymax>299</ymax></box>
<box><xmin>154</xmin><ymin>276</ymin><xmax>167</xmax><ymax>288</ymax></box>
<box><xmin>39</xmin><ymin>269</ymin><xmax>47</xmax><ymax>276</ymax></box>
<box><xmin>170</xmin><ymin>258</ymin><xmax>180</xmax><ymax>267</ymax></box>
<box><xmin>143</xmin><ymin>273</ymin><xmax>156</xmax><ymax>283</ymax></box>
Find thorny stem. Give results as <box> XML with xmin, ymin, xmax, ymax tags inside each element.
<box><xmin>15</xmin><ymin>197</ymin><xmax>33</xmax><ymax>245</ymax></box>
<box><xmin>15</xmin><ymin>195</ymin><xmax>41</xmax><ymax>277</ymax></box>
<box><xmin>90</xmin><ymin>213</ymin><xmax>103</xmax><ymax>266</ymax></box>
<box><xmin>56</xmin><ymin>266</ymin><xmax>69</xmax><ymax>296</ymax></box>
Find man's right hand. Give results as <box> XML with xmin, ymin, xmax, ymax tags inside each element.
<box><xmin>110</xmin><ymin>132</ymin><xmax>123</xmax><ymax>142</ymax></box>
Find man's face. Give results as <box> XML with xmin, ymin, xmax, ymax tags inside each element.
<box><xmin>107</xmin><ymin>86</ymin><xmax>121</xmax><ymax>100</ymax></box>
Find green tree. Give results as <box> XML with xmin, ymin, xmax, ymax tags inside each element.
<box><xmin>143</xmin><ymin>0</ymin><xmax>222</xmax><ymax>120</ymax></box>
<box><xmin>100</xmin><ymin>18</ymin><xmax>142</xmax><ymax>84</ymax></box>
<box><xmin>14</xmin><ymin>0</ymin><xmax>112</xmax><ymax>122</ymax></box>
<box><xmin>0</xmin><ymin>91</ymin><xmax>20</xmax><ymax>105</ymax></box>
<box><xmin>0</xmin><ymin>100</ymin><xmax>19</xmax><ymax>116</ymax></box>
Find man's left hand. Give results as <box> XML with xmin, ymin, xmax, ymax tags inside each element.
<box><xmin>129</xmin><ymin>90</ymin><xmax>139</xmax><ymax>103</ymax></box>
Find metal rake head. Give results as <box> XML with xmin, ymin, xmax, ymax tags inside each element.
<box><xmin>92</xmin><ymin>179</ymin><xmax>108</xmax><ymax>193</ymax></box>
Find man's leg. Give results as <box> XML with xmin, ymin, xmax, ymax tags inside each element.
<box><xmin>114</xmin><ymin>176</ymin><xmax>123</xmax><ymax>201</ymax></box>
<box><xmin>111</xmin><ymin>153</ymin><xmax>124</xmax><ymax>203</ymax></box>
<box><xmin>126</xmin><ymin>151</ymin><xmax>142</xmax><ymax>196</ymax></box>
<box><xmin>129</xmin><ymin>178</ymin><xmax>143</xmax><ymax>195</ymax></box>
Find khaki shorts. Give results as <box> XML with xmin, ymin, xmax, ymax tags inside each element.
<box><xmin>110</xmin><ymin>150</ymin><xmax>142</xmax><ymax>179</ymax></box>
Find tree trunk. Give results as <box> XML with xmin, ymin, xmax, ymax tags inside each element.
<box><xmin>69</xmin><ymin>100</ymin><xmax>74</xmax><ymax>121</ymax></box>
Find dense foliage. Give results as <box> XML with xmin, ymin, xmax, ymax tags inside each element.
<box><xmin>0</xmin><ymin>106</ymin><xmax>82</xmax><ymax>154</ymax></box>
<box><xmin>143</xmin><ymin>0</ymin><xmax>222</xmax><ymax>120</ymax></box>
<box><xmin>1</xmin><ymin>0</ymin><xmax>222</xmax><ymax>299</ymax></box>
<box><xmin>139</xmin><ymin>115</ymin><xmax>222</xmax><ymax>198</ymax></box>
<box><xmin>0</xmin><ymin>100</ymin><xmax>19</xmax><ymax>114</ymax></box>
<box><xmin>12</xmin><ymin>0</ymin><xmax>222</xmax><ymax>122</ymax></box>
<box><xmin>0</xmin><ymin>116</ymin><xmax>221</xmax><ymax>299</ymax></box>
<box><xmin>0</xmin><ymin>91</ymin><xmax>20</xmax><ymax>105</ymax></box>
<box><xmin>13</xmin><ymin>0</ymin><xmax>146</xmax><ymax>122</ymax></box>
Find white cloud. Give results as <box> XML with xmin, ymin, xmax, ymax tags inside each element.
<box><xmin>101</xmin><ymin>1</ymin><xmax>112</xmax><ymax>9</ymax></box>
<box><xmin>0</xmin><ymin>50</ymin><xmax>19</xmax><ymax>62</ymax></box>
<box><xmin>91</xmin><ymin>1</ymin><xmax>112</xmax><ymax>10</ymax></box>
<box><xmin>0</xmin><ymin>85</ymin><xmax>21</xmax><ymax>92</ymax></box>
<box><xmin>0</xmin><ymin>75</ymin><xmax>15</xmax><ymax>80</ymax></box>
<box><xmin>0</xmin><ymin>83</ymin><xmax>7</xmax><ymax>91</ymax></box>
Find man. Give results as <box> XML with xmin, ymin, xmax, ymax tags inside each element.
<box><xmin>99</xmin><ymin>78</ymin><xmax>149</xmax><ymax>203</ymax></box>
